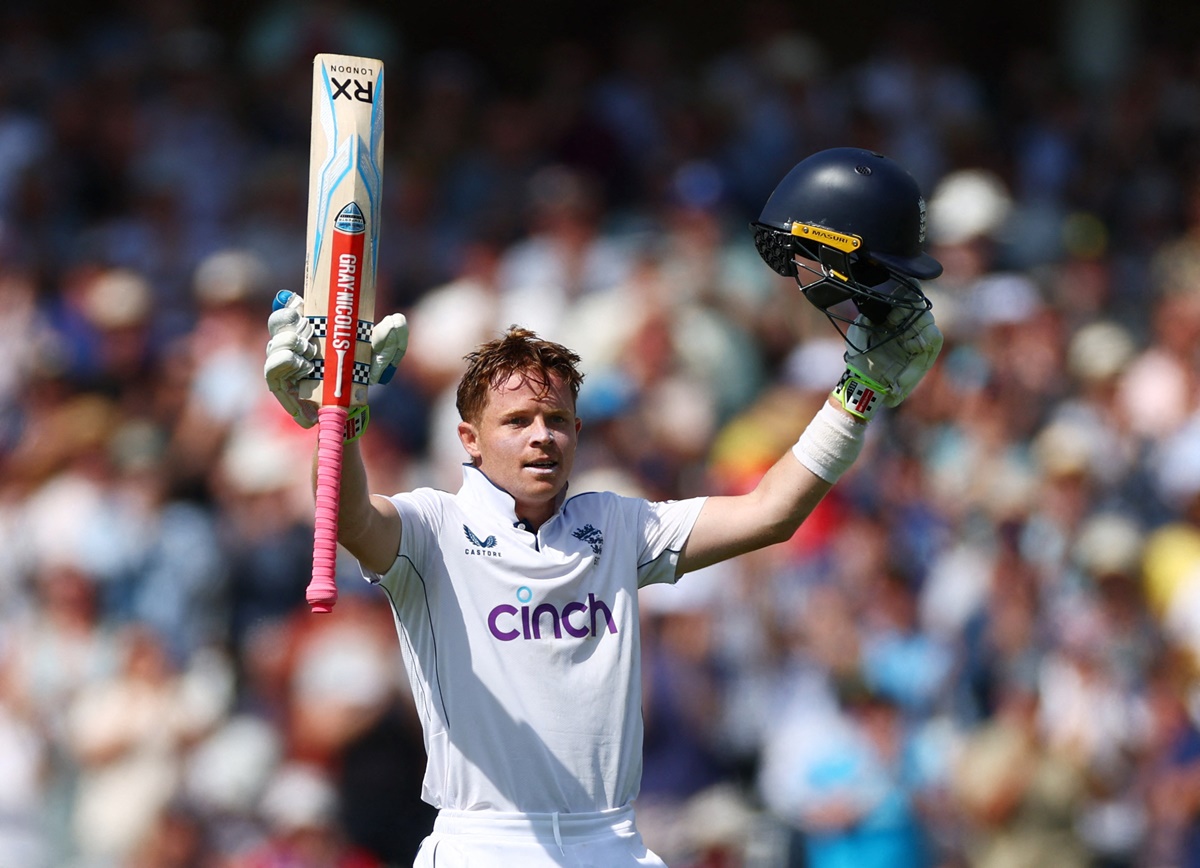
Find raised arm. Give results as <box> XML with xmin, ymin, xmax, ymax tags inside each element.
<box><xmin>265</xmin><ymin>291</ymin><xmax>407</xmax><ymax>575</ymax></box>
<box><xmin>678</xmin><ymin>305</ymin><xmax>942</xmax><ymax>575</ymax></box>
<box><xmin>315</xmin><ymin>439</ymin><xmax>402</xmax><ymax>575</ymax></box>
<box><xmin>678</xmin><ymin>400</ymin><xmax>848</xmax><ymax>574</ymax></box>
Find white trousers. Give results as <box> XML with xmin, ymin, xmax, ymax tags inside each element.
<box><xmin>413</xmin><ymin>805</ymin><xmax>668</xmax><ymax>868</ymax></box>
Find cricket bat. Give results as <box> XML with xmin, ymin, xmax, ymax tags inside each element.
<box><xmin>299</xmin><ymin>53</ymin><xmax>385</xmax><ymax>613</ymax></box>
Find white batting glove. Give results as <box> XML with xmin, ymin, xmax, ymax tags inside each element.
<box><xmin>265</xmin><ymin>291</ymin><xmax>320</xmax><ymax>428</ymax></box>
<box><xmin>369</xmin><ymin>313</ymin><xmax>409</xmax><ymax>385</ymax></box>
<box><xmin>837</xmin><ymin>305</ymin><xmax>943</xmax><ymax>419</ymax></box>
<box><xmin>264</xmin><ymin>293</ymin><xmax>410</xmax><ymax>429</ymax></box>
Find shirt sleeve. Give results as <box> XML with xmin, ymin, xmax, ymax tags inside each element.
<box><xmin>635</xmin><ymin>495</ymin><xmax>707</xmax><ymax>588</ymax></box>
<box><xmin>359</xmin><ymin>489</ymin><xmax>444</xmax><ymax>596</ymax></box>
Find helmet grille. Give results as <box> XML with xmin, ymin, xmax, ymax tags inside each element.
<box><xmin>751</xmin><ymin>225</ymin><xmax>797</xmax><ymax>277</ymax></box>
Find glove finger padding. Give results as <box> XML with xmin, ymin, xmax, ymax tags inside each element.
<box><xmin>881</xmin><ymin>310</ymin><xmax>943</xmax><ymax>406</ymax></box>
<box><xmin>369</xmin><ymin>313</ymin><xmax>408</xmax><ymax>385</ymax></box>
<box><xmin>264</xmin><ymin>293</ymin><xmax>320</xmax><ymax>428</ymax></box>
<box><xmin>845</xmin><ymin>308</ymin><xmax>943</xmax><ymax>408</ymax></box>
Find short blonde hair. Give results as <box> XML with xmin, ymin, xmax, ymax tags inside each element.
<box><xmin>456</xmin><ymin>326</ymin><xmax>584</xmax><ymax>424</ymax></box>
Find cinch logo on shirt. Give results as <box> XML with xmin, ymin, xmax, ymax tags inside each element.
<box><xmin>464</xmin><ymin>525</ymin><xmax>501</xmax><ymax>558</ymax></box>
<box><xmin>487</xmin><ymin>586</ymin><xmax>618</xmax><ymax>642</ymax></box>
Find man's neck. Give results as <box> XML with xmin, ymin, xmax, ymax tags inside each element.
<box><xmin>516</xmin><ymin>486</ymin><xmax>570</xmax><ymax>533</ymax></box>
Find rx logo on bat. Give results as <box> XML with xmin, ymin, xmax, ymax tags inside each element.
<box><xmin>330</xmin><ymin>76</ymin><xmax>375</xmax><ymax>104</ymax></box>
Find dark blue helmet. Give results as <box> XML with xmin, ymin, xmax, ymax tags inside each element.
<box><xmin>753</xmin><ymin>148</ymin><xmax>942</xmax><ymax>347</ymax></box>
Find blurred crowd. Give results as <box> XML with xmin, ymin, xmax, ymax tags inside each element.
<box><xmin>2</xmin><ymin>1</ymin><xmax>1200</xmax><ymax>866</ymax></box>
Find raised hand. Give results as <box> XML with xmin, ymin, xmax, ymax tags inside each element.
<box><xmin>838</xmin><ymin>303</ymin><xmax>943</xmax><ymax>419</ymax></box>
<box><xmin>264</xmin><ymin>292</ymin><xmax>410</xmax><ymax>429</ymax></box>
<box><xmin>265</xmin><ymin>291</ymin><xmax>321</xmax><ymax>428</ymax></box>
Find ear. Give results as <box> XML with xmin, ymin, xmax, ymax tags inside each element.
<box><xmin>458</xmin><ymin>421</ymin><xmax>482</xmax><ymax>465</ymax></box>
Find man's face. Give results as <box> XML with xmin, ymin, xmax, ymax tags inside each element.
<box><xmin>458</xmin><ymin>371</ymin><xmax>581</xmax><ymax>525</ymax></box>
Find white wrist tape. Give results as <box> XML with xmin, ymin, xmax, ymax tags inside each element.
<box><xmin>792</xmin><ymin>401</ymin><xmax>867</xmax><ymax>483</ymax></box>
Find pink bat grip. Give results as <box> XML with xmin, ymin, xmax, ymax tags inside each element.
<box><xmin>308</xmin><ymin>405</ymin><xmax>349</xmax><ymax>613</ymax></box>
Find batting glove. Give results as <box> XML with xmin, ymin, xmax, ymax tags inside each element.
<box><xmin>838</xmin><ymin>304</ymin><xmax>943</xmax><ymax>420</ymax></box>
<box><xmin>265</xmin><ymin>291</ymin><xmax>320</xmax><ymax>428</ymax></box>
<box><xmin>369</xmin><ymin>313</ymin><xmax>409</xmax><ymax>386</ymax></box>
<box><xmin>264</xmin><ymin>291</ymin><xmax>409</xmax><ymax>429</ymax></box>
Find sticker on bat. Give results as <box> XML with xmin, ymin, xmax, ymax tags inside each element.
<box><xmin>324</xmin><ymin>201</ymin><xmax>367</xmax><ymax>404</ymax></box>
<box><xmin>335</xmin><ymin>202</ymin><xmax>366</xmax><ymax>234</ymax></box>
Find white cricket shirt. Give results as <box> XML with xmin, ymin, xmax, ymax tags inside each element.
<box><xmin>364</xmin><ymin>465</ymin><xmax>706</xmax><ymax>814</ymax></box>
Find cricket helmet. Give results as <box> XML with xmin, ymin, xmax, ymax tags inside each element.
<box><xmin>752</xmin><ymin>147</ymin><xmax>942</xmax><ymax>349</ymax></box>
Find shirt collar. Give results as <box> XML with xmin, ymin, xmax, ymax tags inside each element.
<box><xmin>458</xmin><ymin>463</ymin><xmax>569</xmax><ymax>528</ymax></box>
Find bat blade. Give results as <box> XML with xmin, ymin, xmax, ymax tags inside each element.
<box><xmin>301</xmin><ymin>53</ymin><xmax>385</xmax><ymax>613</ymax></box>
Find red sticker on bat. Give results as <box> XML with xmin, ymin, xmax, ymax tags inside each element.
<box><xmin>322</xmin><ymin>202</ymin><xmax>366</xmax><ymax>407</ymax></box>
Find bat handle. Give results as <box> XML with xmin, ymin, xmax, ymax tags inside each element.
<box><xmin>308</xmin><ymin>405</ymin><xmax>349</xmax><ymax>613</ymax></box>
